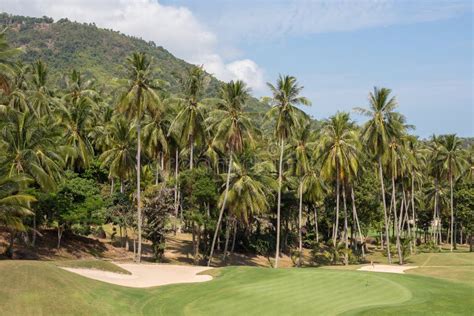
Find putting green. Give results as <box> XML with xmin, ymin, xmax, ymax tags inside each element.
<box><xmin>0</xmin><ymin>261</ymin><xmax>472</xmax><ymax>315</ymax></box>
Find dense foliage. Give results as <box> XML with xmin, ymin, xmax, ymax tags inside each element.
<box><xmin>0</xmin><ymin>15</ymin><xmax>472</xmax><ymax>265</ymax></box>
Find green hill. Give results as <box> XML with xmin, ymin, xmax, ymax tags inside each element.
<box><xmin>0</xmin><ymin>13</ymin><xmax>266</xmax><ymax>113</ymax></box>
<box><xmin>0</xmin><ymin>13</ymin><xmax>218</xmax><ymax>93</ymax></box>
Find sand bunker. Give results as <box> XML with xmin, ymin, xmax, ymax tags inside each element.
<box><xmin>62</xmin><ymin>262</ymin><xmax>213</xmax><ymax>288</ymax></box>
<box><xmin>358</xmin><ymin>264</ymin><xmax>418</xmax><ymax>274</ymax></box>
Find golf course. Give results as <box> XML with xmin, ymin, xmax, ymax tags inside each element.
<box><xmin>1</xmin><ymin>252</ymin><xmax>472</xmax><ymax>315</ymax></box>
<box><xmin>1</xmin><ymin>4</ymin><xmax>473</xmax><ymax>316</ymax></box>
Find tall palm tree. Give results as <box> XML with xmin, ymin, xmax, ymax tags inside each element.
<box><xmin>169</xmin><ymin>66</ymin><xmax>209</xmax><ymax>170</ymax></box>
<box><xmin>221</xmin><ymin>157</ymin><xmax>277</xmax><ymax>262</ymax></box>
<box><xmin>117</xmin><ymin>52</ymin><xmax>161</xmax><ymax>262</ymax></box>
<box><xmin>0</xmin><ymin>28</ymin><xmax>20</xmax><ymax>94</ymax></box>
<box><xmin>29</xmin><ymin>60</ymin><xmax>56</xmax><ymax>117</ymax></box>
<box><xmin>355</xmin><ymin>87</ymin><xmax>401</xmax><ymax>264</ymax></box>
<box><xmin>267</xmin><ymin>75</ymin><xmax>310</xmax><ymax>268</ymax></box>
<box><xmin>2</xmin><ymin>62</ymin><xmax>31</xmax><ymax>113</ymax></box>
<box><xmin>318</xmin><ymin>112</ymin><xmax>359</xmax><ymax>265</ymax></box>
<box><xmin>143</xmin><ymin>103</ymin><xmax>169</xmax><ymax>185</ymax></box>
<box><xmin>288</xmin><ymin>122</ymin><xmax>313</xmax><ymax>266</ymax></box>
<box><xmin>99</xmin><ymin>117</ymin><xmax>136</xmax><ymax>193</ymax></box>
<box><xmin>387</xmin><ymin>132</ymin><xmax>409</xmax><ymax>264</ymax></box>
<box><xmin>206</xmin><ymin>80</ymin><xmax>253</xmax><ymax>266</ymax></box>
<box><xmin>57</xmin><ymin>97</ymin><xmax>94</xmax><ymax>168</ymax></box>
<box><xmin>437</xmin><ymin>134</ymin><xmax>467</xmax><ymax>251</ymax></box>
<box><xmin>62</xmin><ymin>69</ymin><xmax>98</xmax><ymax>105</ymax></box>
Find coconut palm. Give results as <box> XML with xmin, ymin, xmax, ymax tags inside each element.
<box><xmin>99</xmin><ymin>117</ymin><xmax>136</xmax><ymax>193</ymax></box>
<box><xmin>387</xmin><ymin>132</ymin><xmax>409</xmax><ymax>264</ymax></box>
<box><xmin>2</xmin><ymin>62</ymin><xmax>31</xmax><ymax>113</ymax></box>
<box><xmin>266</xmin><ymin>75</ymin><xmax>310</xmax><ymax>268</ymax></box>
<box><xmin>206</xmin><ymin>80</ymin><xmax>253</xmax><ymax>266</ymax></box>
<box><xmin>287</xmin><ymin>121</ymin><xmax>313</xmax><ymax>266</ymax></box>
<box><xmin>117</xmin><ymin>52</ymin><xmax>161</xmax><ymax>262</ymax></box>
<box><xmin>220</xmin><ymin>157</ymin><xmax>277</xmax><ymax>262</ymax></box>
<box><xmin>318</xmin><ymin>112</ymin><xmax>359</xmax><ymax>265</ymax></box>
<box><xmin>0</xmin><ymin>28</ymin><xmax>20</xmax><ymax>94</ymax></box>
<box><xmin>29</xmin><ymin>60</ymin><xmax>56</xmax><ymax>117</ymax></box>
<box><xmin>0</xmin><ymin>175</ymin><xmax>35</xmax><ymax>230</ymax></box>
<box><xmin>0</xmin><ymin>109</ymin><xmax>65</xmax><ymax>191</ymax></box>
<box><xmin>143</xmin><ymin>103</ymin><xmax>169</xmax><ymax>185</ymax></box>
<box><xmin>62</xmin><ymin>69</ymin><xmax>98</xmax><ymax>105</ymax></box>
<box><xmin>355</xmin><ymin>87</ymin><xmax>401</xmax><ymax>264</ymax></box>
<box><xmin>169</xmin><ymin>66</ymin><xmax>210</xmax><ymax>170</ymax></box>
<box><xmin>437</xmin><ymin>134</ymin><xmax>467</xmax><ymax>251</ymax></box>
<box><xmin>56</xmin><ymin>97</ymin><xmax>94</xmax><ymax>168</ymax></box>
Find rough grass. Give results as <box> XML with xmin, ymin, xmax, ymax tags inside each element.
<box><xmin>0</xmin><ymin>259</ymin><xmax>472</xmax><ymax>315</ymax></box>
<box><xmin>56</xmin><ymin>259</ymin><xmax>131</xmax><ymax>275</ymax></box>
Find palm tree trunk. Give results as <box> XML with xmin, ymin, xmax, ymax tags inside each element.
<box><xmin>32</xmin><ymin>213</ymin><xmax>37</xmax><ymax>247</ymax></box>
<box><xmin>391</xmin><ymin>175</ymin><xmax>403</xmax><ymax>264</ymax></box>
<box><xmin>432</xmin><ymin>179</ymin><xmax>439</xmax><ymax>243</ymax></box>
<box><xmin>334</xmin><ymin>162</ymin><xmax>340</xmax><ymax>248</ymax></box>
<box><xmin>174</xmin><ymin>148</ymin><xmax>179</xmax><ymax>235</ymax></box>
<box><xmin>155</xmin><ymin>158</ymin><xmax>160</xmax><ymax>185</ymax></box>
<box><xmin>351</xmin><ymin>186</ymin><xmax>365</xmax><ymax>257</ymax></box>
<box><xmin>298</xmin><ymin>181</ymin><xmax>303</xmax><ymax>267</ymax></box>
<box><xmin>189</xmin><ymin>134</ymin><xmax>194</xmax><ymax>170</ymax></box>
<box><xmin>450</xmin><ymin>169</ymin><xmax>454</xmax><ymax>252</ymax></box>
<box><xmin>342</xmin><ymin>182</ymin><xmax>349</xmax><ymax>265</ymax></box>
<box><xmin>411</xmin><ymin>177</ymin><xmax>417</xmax><ymax>250</ymax></box>
<box><xmin>231</xmin><ymin>220</ymin><xmax>237</xmax><ymax>254</ymax></box>
<box><xmin>208</xmin><ymin>150</ymin><xmax>233</xmax><ymax>266</ymax></box>
<box><xmin>275</xmin><ymin>137</ymin><xmax>284</xmax><ymax>268</ymax></box>
<box><xmin>136</xmin><ymin>121</ymin><xmax>142</xmax><ymax>263</ymax></box>
<box><xmin>314</xmin><ymin>206</ymin><xmax>319</xmax><ymax>243</ymax></box>
<box><xmin>223</xmin><ymin>218</ymin><xmax>231</xmax><ymax>263</ymax></box>
<box><xmin>110</xmin><ymin>177</ymin><xmax>114</xmax><ymax>195</ymax></box>
<box><xmin>378</xmin><ymin>158</ymin><xmax>392</xmax><ymax>264</ymax></box>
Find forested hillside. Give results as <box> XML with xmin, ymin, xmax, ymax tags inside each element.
<box><xmin>0</xmin><ymin>14</ymin><xmax>215</xmax><ymax>91</ymax></box>
<box><xmin>0</xmin><ymin>13</ymin><xmax>267</xmax><ymax>112</ymax></box>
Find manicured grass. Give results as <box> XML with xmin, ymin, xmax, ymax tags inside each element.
<box><xmin>56</xmin><ymin>259</ymin><xmax>131</xmax><ymax>274</ymax></box>
<box><xmin>0</xmin><ymin>260</ymin><xmax>473</xmax><ymax>315</ymax></box>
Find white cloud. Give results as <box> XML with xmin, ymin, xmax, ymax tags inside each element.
<box><xmin>0</xmin><ymin>0</ymin><xmax>266</xmax><ymax>91</ymax></box>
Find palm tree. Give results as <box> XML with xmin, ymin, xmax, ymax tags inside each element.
<box><xmin>143</xmin><ymin>103</ymin><xmax>169</xmax><ymax>185</ymax></box>
<box><xmin>169</xmin><ymin>66</ymin><xmax>209</xmax><ymax>170</ymax></box>
<box><xmin>318</xmin><ymin>112</ymin><xmax>359</xmax><ymax>265</ymax></box>
<box><xmin>117</xmin><ymin>52</ymin><xmax>161</xmax><ymax>262</ymax></box>
<box><xmin>266</xmin><ymin>75</ymin><xmax>310</xmax><ymax>268</ymax></box>
<box><xmin>57</xmin><ymin>97</ymin><xmax>94</xmax><ymax>168</ymax></box>
<box><xmin>288</xmin><ymin>122</ymin><xmax>313</xmax><ymax>266</ymax></box>
<box><xmin>355</xmin><ymin>87</ymin><xmax>401</xmax><ymax>264</ymax></box>
<box><xmin>0</xmin><ymin>174</ymin><xmax>35</xmax><ymax>257</ymax></box>
<box><xmin>62</xmin><ymin>69</ymin><xmax>98</xmax><ymax>105</ymax></box>
<box><xmin>437</xmin><ymin>134</ymin><xmax>467</xmax><ymax>251</ymax></box>
<box><xmin>99</xmin><ymin>117</ymin><xmax>136</xmax><ymax>193</ymax></box>
<box><xmin>0</xmin><ymin>28</ymin><xmax>20</xmax><ymax>94</ymax></box>
<box><xmin>2</xmin><ymin>62</ymin><xmax>31</xmax><ymax>113</ymax></box>
<box><xmin>0</xmin><ymin>109</ymin><xmax>65</xmax><ymax>191</ymax></box>
<box><xmin>29</xmin><ymin>60</ymin><xmax>56</xmax><ymax>117</ymax></box>
<box><xmin>387</xmin><ymin>131</ymin><xmax>409</xmax><ymax>264</ymax></box>
<box><xmin>206</xmin><ymin>80</ymin><xmax>253</xmax><ymax>266</ymax></box>
<box><xmin>221</xmin><ymin>159</ymin><xmax>277</xmax><ymax>261</ymax></box>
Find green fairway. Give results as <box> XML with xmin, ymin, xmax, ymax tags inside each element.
<box><xmin>0</xmin><ymin>260</ymin><xmax>472</xmax><ymax>315</ymax></box>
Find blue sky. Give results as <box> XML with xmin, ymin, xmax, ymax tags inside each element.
<box><xmin>3</xmin><ymin>0</ymin><xmax>473</xmax><ymax>137</ymax></box>
<box><xmin>161</xmin><ymin>0</ymin><xmax>473</xmax><ymax>137</ymax></box>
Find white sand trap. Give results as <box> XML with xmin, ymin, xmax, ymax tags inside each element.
<box><xmin>358</xmin><ymin>264</ymin><xmax>418</xmax><ymax>274</ymax></box>
<box><xmin>62</xmin><ymin>263</ymin><xmax>213</xmax><ymax>288</ymax></box>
